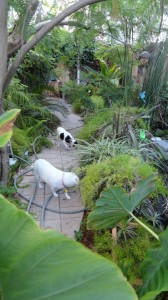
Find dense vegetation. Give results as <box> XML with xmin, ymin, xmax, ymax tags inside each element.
<box><xmin>1</xmin><ymin>0</ymin><xmax>168</xmax><ymax>299</ymax></box>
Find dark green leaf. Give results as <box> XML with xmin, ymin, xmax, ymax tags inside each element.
<box><xmin>87</xmin><ymin>175</ymin><xmax>156</xmax><ymax>230</ymax></box>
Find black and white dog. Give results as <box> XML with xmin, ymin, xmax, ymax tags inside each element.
<box><xmin>33</xmin><ymin>159</ymin><xmax>79</xmax><ymax>199</ymax></box>
<box><xmin>56</xmin><ymin>127</ymin><xmax>78</xmax><ymax>149</ymax></box>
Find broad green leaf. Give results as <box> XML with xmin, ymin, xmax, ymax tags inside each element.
<box><xmin>87</xmin><ymin>175</ymin><xmax>155</xmax><ymax>230</ymax></box>
<box><xmin>0</xmin><ymin>109</ymin><xmax>20</xmax><ymax>147</ymax></box>
<box><xmin>138</xmin><ymin>229</ymin><xmax>168</xmax><ymax>300</ymax></box>
<box><xmin>0</xmin><ymin>195</ymin><xmax>138</xmax><ymax>300</ymax></box>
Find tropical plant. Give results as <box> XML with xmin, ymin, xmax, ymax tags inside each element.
<box><xmin>80</xmin><ymin>154</ymin><xmax>167</xmax><ymax>209</ymax></box>
<box><xmin>0</xmin><ymin>109</ymin><xmax>20</xmax><ymax>147</ymax></box>
<box><xmin>86</xmin><ymin>175</ymin><xmax>168</xmax><ymax>298</ymax></box>
<box><xmin>0</xmin><ymin>195</ymin><xmax>138</xmax><ymax>300</ymax></box>
<box><xmin>87</xmin><ymin>175</ymin><xmax>159</xmax><ymax>240</ymax></box>
<box><xmin>82</xmin><ymin>63</ymin><xmax>124</xmax><ymax>105</ymax></box>
<box><xmin>82</xmin><ymin>173</ymin><xmax>168</xmax><ymax>299</ymax></box>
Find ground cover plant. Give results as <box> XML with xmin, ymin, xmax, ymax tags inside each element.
<box><xmin>79</xmin><ymin>154</ymin><xmax>167</xmax><ymax>209</ymax></box>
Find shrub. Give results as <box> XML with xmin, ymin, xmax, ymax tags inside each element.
<box><xmin>90</xmin><ymin>95</ymin><xmax>104</xmax><ymax>109</ymax></box>
<box><xmin>80</xmin><ymin>154</ymin><xmax>167</xmax><ymax>209</ymax></box>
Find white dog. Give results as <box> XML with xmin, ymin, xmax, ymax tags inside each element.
<box><xmin>33</xmin><ymin>159</ymin><xmax>79</xmax><ymax>199</ymax></box>
<box><xmin>56</xmin><ymin>126</ymin><xmax>78</xmax><ymax>149</ymax></box>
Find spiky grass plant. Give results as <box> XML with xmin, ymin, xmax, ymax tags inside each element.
<box><xmin>77</xmin><ymin>136</ymin><xmax>135</xmax><ymax>165</ymax></box>
<box><xmin>76</xmin><ymin>132</ymin><xmax>157</xmax><ymax>166</ymax></box>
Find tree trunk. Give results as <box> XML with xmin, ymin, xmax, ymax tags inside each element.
<box><xmin>0</xmin><ymin>0</ymin><xmax>9</xmax><ymax>184</ymax></box>
<box><xmin>0</xmin><ymin>0</ymin><xmax>8</xmax><ymax>112</ymax></box>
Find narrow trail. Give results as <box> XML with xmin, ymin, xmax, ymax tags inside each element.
<box><xmin>16</xmin><ymin>97</ymin><xmax>85</xmax><ymax>239</ymax></box>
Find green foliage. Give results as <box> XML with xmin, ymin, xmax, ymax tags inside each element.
<box><xmin>82</xmin><ymin>63</ymin><xmax>124</xmax><ymax>105</ymax></box>
<box><xmin>77</xmin><ymin>108</ymin><xmax>113</xmax><ymax>140</ymax></box>
<box><xmin>0</xmin><ymin>185</ymin><xmax>25</xmax><ymax>209</ymax></box>
<box><xmin>90</xmin><ymin>95</ymin><xmax>104</xmax><ymax>109</ymax></box>
<box><xmin>77</xmin><ymin>133</ymin><xmax>158</xmax><ymax>166</ymax></box>
<box><xmin>63</xmin><ymin>80</ymin><xmax>88</xmax><ymax>103</ymax></box>
<box><xmin>139</xmin><ymin>229</ymin><xmax>168</xmax><ymax>300</ymax></box>
<box><xmin>80</xmin><ymin>154</ymin><xmax>167</xmax><ymax>209</ymax></box>
<box><xmin>4</xmin><ymin>78</ymin><xmax>60</xmax><ymax>131</ymax></box>
<box><xmin>72</xmin><ymin>99</ymin><xmax>86</xmax><ymax>114</ymax></box>
<box><xmin>4</xmin><ymin>78</ymin><xmax>59</xmax><ymax>158</ymax></box>
<box><xmin>113</xmin><ymin>226</ymin><xmax>160</xmax><ymax>284</ymax></box>
<box><xmin>17</xmin><ymin>50</ymin><xmax>52</xmax><ymax>94</ymax></box>
<box><xmin>0</xmin><ymin>109</ymin><xmax>20</xmax><ymax>147</ymax></box>
<box><xmin>91</xmin><ymin>226</ymin><xmax>159</xmax><ymax>286</ymax></box>
<box><xmin>0</xmin><ymin>185</ymin><xmax>15</xmax><ymax>197</ymax></box>
<box><xmin>74</xmin><ymin>229</ymin><xmax>83</xmax><ymax>242</ymax></box>
<box><xmin>87</xmin><ymin>175</ymin><xmax>157</xmax><ymax>232</ymax></box>
<box><xmin>63</xmin><ymin>80</ymin><xmax>95</xmax><ymax>113</ymax></box>
<box><xmin>0</xmin><ymin>195</ymin><xmax>138</xmax><ymax>300</ymax></box>
<box><xmin>77</xmin><ymin>105</ymin><xmax>145</xmax><ymax>141</ymax></box>
<box><xmin>11</xmin><ymin>128</ymin><xmax>30</xmax><ymax>157</ymax></box>
<box><xmin>94</xmin><ymin>230</ymin><xmax>113</xmax><ymax>260</ymax></box>
<box><xmin>11</xmin><ymin>127</ymin><xmax>53</xmax><ymax>158</ymax></box>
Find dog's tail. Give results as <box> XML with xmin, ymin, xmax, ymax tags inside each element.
<box><xmin>32</xmin><ymin>135</ymin><xmax>41</xmax><ymax>160</ymax></box>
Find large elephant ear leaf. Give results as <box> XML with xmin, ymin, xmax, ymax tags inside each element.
<box><xmin>0</xmin><ymin>195</ymin><xmax>138</xmax><ymax>300</ymax></box>
<box><xmin>0</xmin><ymin>109</ymin><xmax>20</xmax><ymax>147</ymax></box>
<box><xmin>138</xmin><ymin>229</ymin><xmax>168</xmax><ymax>300</ymax></box>
<box><xmin>87</xmin><ymin>175</ymin><xmax>156</xmax><ymax>230</ymax></box>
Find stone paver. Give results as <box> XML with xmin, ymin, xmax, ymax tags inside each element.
<box><xmin>16</xmin><ymin>98</ymin><xmax>85</xmax><ymax>239</ymax></box>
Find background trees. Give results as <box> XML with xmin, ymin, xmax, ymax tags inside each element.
<box><xmin>0</xmin><ymin>0</ymin><xmax>107</xmax><ymax>112</ymax></box>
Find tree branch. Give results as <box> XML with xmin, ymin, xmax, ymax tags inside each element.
<box><xmin>34</xmin><ymin>20</ymin><xmax>91</xmax><ymax>32</ymax></box>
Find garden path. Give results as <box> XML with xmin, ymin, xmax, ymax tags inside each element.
<box><xmin>16</xmin><ymin>97</ymin><xmax>85</xmax><ymax>239</ymax></box>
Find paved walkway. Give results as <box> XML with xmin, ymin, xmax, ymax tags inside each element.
<box><xmin>16</xmin><ymin>97</ymin><xmax>85</xmax><ymax>239</ymax></box>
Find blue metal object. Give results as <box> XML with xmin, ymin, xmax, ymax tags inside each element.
<box><xmin>139</xmin><ymin>91</ymin><xmax>146</xmax><ymax>104</ymax></box>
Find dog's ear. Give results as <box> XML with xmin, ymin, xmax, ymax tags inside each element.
<box><xmin>65</xmin><ymin>135</ymin><xmax>71</xmax><ymax>144</ymax></box>
<box><xmin>60</xmin><ymin>133</ymin><xmax>64</xmax><ymax>140</ymax></box>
